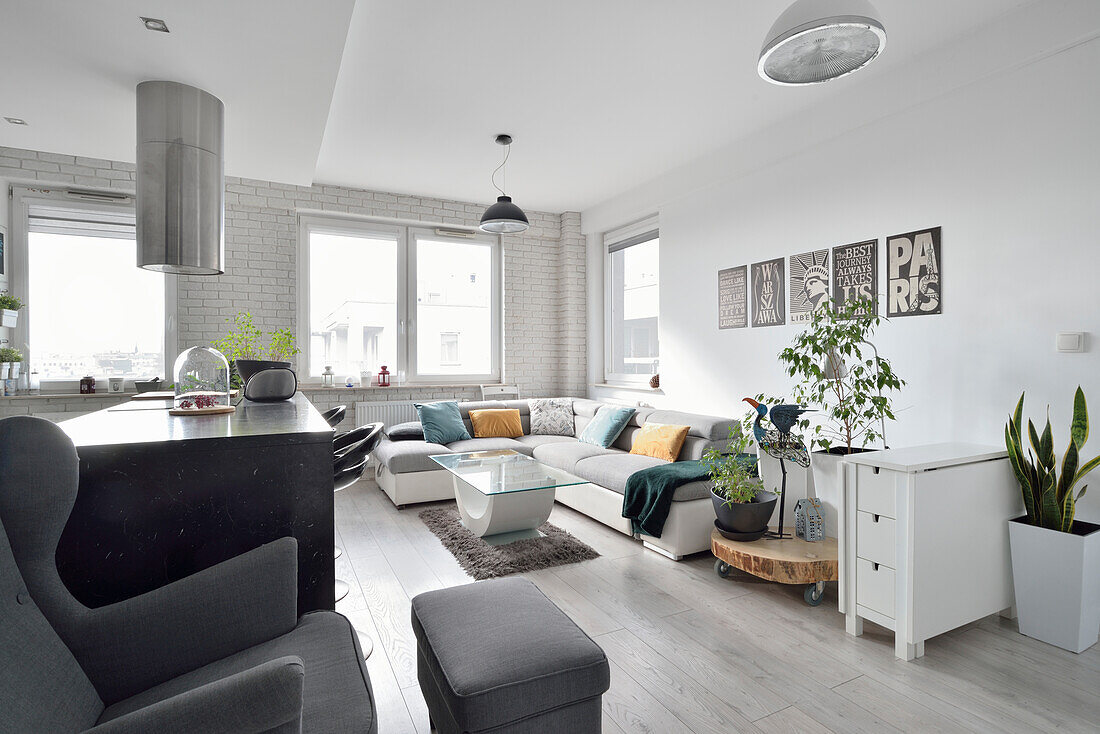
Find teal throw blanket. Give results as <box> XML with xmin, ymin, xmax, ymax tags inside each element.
<box><xmin>622</xmin><ymin>460</ymin><xmax>711</xmax><ymax>538</ymax></box>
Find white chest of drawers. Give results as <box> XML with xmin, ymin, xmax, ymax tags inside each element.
<box><xmin>838</xmin><ymin>443</ymin><xmax>1023</xmax><ymax>660</ymax></box>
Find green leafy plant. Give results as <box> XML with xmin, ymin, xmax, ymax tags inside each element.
<box><xmin>267</xmin><ymin>328</ymin><xmax>300</xmax><ymax>363</ymax></box>
<box><xmin>778</xmin><ymin>297</ymin><xmax>904</xmax><ymax>453</ymax></box>
<box><xmin>703</xmin><ymin>425</ymin><xmax>769</xmax><ymax>506</ymax></box>
<box><xmin>211</xmin><ymin>312</ymin><xmax>300</xmax><ymax>362</ymax></box>
<box><xmin>1006</xmin><ymin>387</ymin><xmax>1098</xmax><ymax>533</ymax></box>
<box><xmin>0</xmin><ymin>292</ymin><xmax>24</xmax><ymax>311</ymax></box>
<box><xmin>0</xmin><ymin>347</ymin><xmax>20</xmax><ymax>362</ymax></box>
<box><xmin>212</xmin><ymin>312</ymin><xmax>262</xmax><ymax>362</ymax></box>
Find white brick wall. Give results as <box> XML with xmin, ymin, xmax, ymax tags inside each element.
<box><xmin>0</xmin><ymin>146</ymin><xmax>587</xmax><ymax>418</ymax></box>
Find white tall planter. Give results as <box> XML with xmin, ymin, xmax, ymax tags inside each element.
<box><xmin>1</xmin><ymin>309</ymin><xmax>17</xmax><ymax>328</ymax></box>
<box><xmin>1008</xmin><ymin>518</ymin><xmax>1100</xmax><ymax>653</ymax></box>
<box><xmin>809</xmin><ymin>449</ymin><xmax>879</xmax><ymax>537</ymax></box>
<box><xmin>809</xmin><ymin>451</ymin><xmax>844</xmax><ymax>537</ymax></box>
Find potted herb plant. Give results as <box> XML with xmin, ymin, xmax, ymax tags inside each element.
<box><xmin>0</xmin><ymin>291</ymin><xmax>24</xmax><ymax>328</ymax></box>
<box><xmin>7</xmin><ymin>349</ymin><xmax>22</xmax><ymax>380</ymax></box>
<box><xmin>703</xmin><ymin>427</ymin><xmax>775</xmax><ymax>536</ymax></box>
<box><xmin>212</xmin><ymin>312</ymin><xmax>301</xmax><ymax>386</ymax></box>
<box><xmin>0</xmin><ymin>347</ymin><xmax>15</xmax><ymax>380</ymax></box>
<box><xmin>777</xmin><ymin>297</ymin><xmax>904</xmax><ymax>531</ymax></box>
<box><xmin>1006</xmin><ymin>387</ymin><xmax>1099</xmax><ymax>653</ymax></box>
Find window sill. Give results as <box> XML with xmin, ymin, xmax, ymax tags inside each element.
<box><xmin>298</xmin><ymin>383</ymin><xmax>502</xmax><ymax>391</ymax></box>
<box><xmin>591</xmin><ymin>382</ymin><xmax>664</xmax><ymax>395</ymax></box>
<box><xmin>0</xmin><ymin>391</ymin><xmax>138</xmax><ymax>401</ymax></box>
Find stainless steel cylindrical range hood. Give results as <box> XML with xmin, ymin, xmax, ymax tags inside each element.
<box><xmin>136</xmin><ymin>81</ymin><xmax>225</xmax><ymax>275</ymax></box>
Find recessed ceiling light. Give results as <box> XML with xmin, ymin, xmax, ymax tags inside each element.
<box><xmin>140</xmin><ymin>17</ymin><xmax>169</xmax><ymax>33</ymax></box>
<box><xmin>4</xmin><ymin>117</ymin><xmax>27</xmax><ymax>126</ymax></box>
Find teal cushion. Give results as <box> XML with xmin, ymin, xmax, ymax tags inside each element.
<box><xmin>415</xmin><ymin>401</ymin><xmax>471</xmax><ymax>445</ymax></box>
<box><xmin>578</xmin><ymin>406</ymin><xmax>636</xmax><ymax>448</ymax></box>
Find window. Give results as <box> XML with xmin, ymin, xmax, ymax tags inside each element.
<box><xmin>9</xmin><ymin>186</ymin><xmax>174</xmax><ymax>381</ymax></box>
<box><xmin>413</xmin><ymin>233</ymin><xmax>495</xmax><ymax>378</ymax></box>
<box><xmin>300</xmin><ymin>217</ymin><xmax>500</xmax><ymax>385</ymax></box>
<box><xmin>605</xmin><ymin>218</ymin><xmax>659</xmax><ymax>383</ymax></box>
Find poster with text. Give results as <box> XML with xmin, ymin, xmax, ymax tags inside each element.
<box><xmin>887</xmin><ymin>226</ymin><xmax>941</xmax><ymax>317</ymax></box>
<box><xmin>832</xmin><ymin>239</ymin><xmax>878</xmax><ymax>311</ymax></box>
<box><xmin>789</xmin><ymin>249</ymin><xmax>830</xmax><ymax>323</ymax></box>
<box><xmin>751</xmin><ymin>257</ymin><xmax>785</xmax><ymax>327</ymax></box>
<box><xmin>718</xmin><ymin>265</ymin><xmax>748</xmax><ymax>329</ymax></box>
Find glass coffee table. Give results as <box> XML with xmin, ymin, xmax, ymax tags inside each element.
<box><xmin>430</xmin><ymin>449</ymin><xmax>587</xmax><ymax>545</ymax></box>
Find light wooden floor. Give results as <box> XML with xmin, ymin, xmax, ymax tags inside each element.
<box><xmin>335</xmin><ymin>479</ymin><xmax>1100</xmax><ymax>733</ymax></box>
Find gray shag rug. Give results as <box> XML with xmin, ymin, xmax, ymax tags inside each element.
<box><xmin>418</xmin><ymin>506</ymin><xmax>599</xmax><ymax>580</ymax></box>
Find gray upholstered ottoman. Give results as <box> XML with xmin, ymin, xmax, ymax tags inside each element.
<box><xmin>411</xmin><ymin>577</ymin><xmax>610</xmax><ymax>733</ymax></box>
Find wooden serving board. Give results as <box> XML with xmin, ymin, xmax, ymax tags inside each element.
<box><xmin>168</xmin><ymin>405</ymin><xmax>237</xmax><ymax>416</ymax></box>
<box><xmin>135</xmin><ymin>389</ymin><xmax>239</xmax><ymax>400</ymax></box>
<box><xmin>711</xmin><ymin>528</ymin><xmax>838</xmax><ymax>585</ymax></box>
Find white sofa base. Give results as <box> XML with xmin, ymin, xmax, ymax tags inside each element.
<box><xmin>554</xmin><ymin>481</ymin><xmax>713</xmax><ymax>560</ymax></box>
<box><xmin>377</xmin><ymin>468</ymin><xmax>712</xmax><ymax>560</ymax></box>
<box><xmin>376</xmin><ymin>465</ymin><xmax>455</xmax><ymax>507</ymax></box>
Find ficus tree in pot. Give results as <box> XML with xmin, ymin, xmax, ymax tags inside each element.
<box><xmin>774</xmin><ymin>297</ymin><xmax>904</xmax><ymax>535</ymax></box>
<box><xmin>1005</xmin><ymin>387</ymin><xmax>1100</xmax><ymax>653</ymax></box>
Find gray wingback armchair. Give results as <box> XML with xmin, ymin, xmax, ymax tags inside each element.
<box><xmin>0</xmin><ymin>416</ymin><xmax>377</xmax><ymax>733</ymax></box>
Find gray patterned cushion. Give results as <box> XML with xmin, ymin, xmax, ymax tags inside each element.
<box><xmin>528</xmin><ymin>398</ymin><xmax>574</xmax><ymax>436</ymax></box>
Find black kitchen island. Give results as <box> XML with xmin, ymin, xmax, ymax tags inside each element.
<box><xmin>58</xmin><ymin>393</ymin><xmax>335</xmax><ymax>615</ymax></box>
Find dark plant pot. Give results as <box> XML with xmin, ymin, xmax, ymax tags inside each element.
<box><xmin>711</xmin><ymin>489</ymin><xmax>778</xmax><ymax>534</ymax></box>
<box><xmin>235</xmin><ymin>359</ymin><xmax>292</xmax><ymax>385</ymax></box>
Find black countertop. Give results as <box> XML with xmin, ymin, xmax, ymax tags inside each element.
<box><xmin>59</xmin><ymin>392</ymin><xmax>333</xmax><ymax>449</ymax></box>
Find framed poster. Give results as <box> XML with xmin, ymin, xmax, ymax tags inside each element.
<box><xmin>887</xmin><ymin>226</ymin><xmax>941</xmax><ymax>317</ymax></box>
<box><xmin>789</xmin><ymin>249</ymin><xmax>830</xmax><ymax>323</ymax></box>
<box><xmin>718</xmin><ymin>265</ymin><xmax>748</xmax><ymax>329</ymax></box>
<box><xmin>751</xmin><ymin>257</ymin><xmax>785</xmax><ymax>327</ymax></box>
<box><xmin>832</xmin><ymin>238</ymin><xmax>878</xmax><ymax>311</ymax></box>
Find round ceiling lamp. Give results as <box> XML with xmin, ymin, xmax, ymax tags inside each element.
<box><xmin>758</xmin><ymin>0</ymin><xmax>887</xmax><ymax>86</ymax></box>
<box><xmin>479</xmin><ymin>134</ymin><xmax>529</xmax><ymax>234</ymax></box>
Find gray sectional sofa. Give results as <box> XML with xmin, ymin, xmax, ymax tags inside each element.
<box><xmin>374</xmin><ymin>398</ymin><xmax>736</xmax><ymax>560</ymax></box>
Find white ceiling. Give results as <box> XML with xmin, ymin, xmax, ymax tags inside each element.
<box><xmin>0</xmin><ymin>0</ymin><xmax>354</xmax><ymax>184</ymax></box>
<box><xmin>314</xmin><ymin>0</ymin><xmax>1035</xmax><ymax>212</ymax></box>
<box><xmin>1</xmin><ymin>1</ymin><xmax>1035</xmax><ymax>211</ymax></box>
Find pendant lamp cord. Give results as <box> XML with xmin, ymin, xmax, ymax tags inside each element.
<box><xmin>491</xmin><ymin>143</ymin><xmax>510</xmax><ymax>197</ymax></box>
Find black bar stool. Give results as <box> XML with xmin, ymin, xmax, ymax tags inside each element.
<box><xmin>333</xmin><ymin>423</ymin><xmax>384</xmax><ymax>602</ymax></box>
<box><xmin>321</xmin><ymin>405</ymin><xmax>347</xmax><ymax>428</ymax></box>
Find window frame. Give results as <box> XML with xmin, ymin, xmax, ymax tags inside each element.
<box><xmin>604</xmin><ymin>216</ymin><xmax>660</xmax><ymax>385</ymax></box>
<box><xmin>7</xmin><ymin>185</ymin><xmax>178</xmax><ymax>385</ymax></box>
<box><xmin>297</xmin><ymin>215</ymin><xmax>501</xmax><ymax>387</ymax></box>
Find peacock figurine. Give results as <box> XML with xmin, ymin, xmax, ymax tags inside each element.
<box><xmin>743</xmin><ymin>398</ymin><xmax>811</xmax><ymax>468</ymax></box>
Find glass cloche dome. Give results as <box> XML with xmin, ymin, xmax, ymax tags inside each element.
<box><xmin>173</xmin><ymin>346</ymin><xmax>231</xmax><ymax>412</ymax></box>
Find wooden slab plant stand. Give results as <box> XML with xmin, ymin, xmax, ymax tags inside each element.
<box><xmin>711</xmin><ymin>527</ymin><xmax>838</xmax><ymax>606</ymax></box>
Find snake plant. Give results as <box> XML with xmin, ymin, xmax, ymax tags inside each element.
<box><xmin>1005</xmin><ymin>387</ymin><xmax>1098</xmax><ymax>533</ymax></box>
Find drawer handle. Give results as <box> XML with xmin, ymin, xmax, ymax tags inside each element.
<box><xmin>872</xmin><ymin>466</ymin><xmax>881</xmax><ymax>475</ymax></box>
<box><xmin>872</xmin><ymin>562</ymin><xmax>880</xmax><ymax>571</ymax></box>
<box><xmin>872</xmin><ymin>514</ymin><xmax>880</xmax><ymax>523</ymax></box>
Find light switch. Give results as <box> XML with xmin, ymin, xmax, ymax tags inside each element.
<box><xmin>1056</xmin><ymin>332</ymin><xmax>1086</xmax><ymax>353</ymax></box>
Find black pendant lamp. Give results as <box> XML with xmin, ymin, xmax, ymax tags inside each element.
<box><xmin>479</xmin><ymin>134</ymin><xmax>529</xmax><ymax>234</ymax></box>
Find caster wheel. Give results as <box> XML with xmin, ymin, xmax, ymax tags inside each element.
<box><xmin>804</xmin><ymin>584</ymin><xmax>824</xmax><ymax>606</ymax></box>
<box><xmin>714</xmin><ymin>560</ymin><xmax>731</xmax><ymax>578</ymax></box>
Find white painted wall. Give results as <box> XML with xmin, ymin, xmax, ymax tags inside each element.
<box><xmin>586</xmin><ymin>21</ymin><xmax>1100</xmax><ymax>521</ymax></box>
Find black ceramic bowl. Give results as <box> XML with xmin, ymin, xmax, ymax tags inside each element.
<box><xmin>711</xmin><ymin>490</ymin><xmax>778</xmax><ymax>534</ymax></box>
<box><xmin>234</xmin><ymin>359</ymin><xmax>292</xmax><ymax>385</ymax></box>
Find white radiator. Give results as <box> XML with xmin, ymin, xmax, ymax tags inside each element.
<box><xmin>355</xmin><ymin>400</ymin><xmax>417</xmax><ymax>429</ymax></box>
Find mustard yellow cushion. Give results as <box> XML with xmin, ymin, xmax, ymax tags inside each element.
<box><xmin>469</xmin><ymin>408</ymin><xmax>524</xmax><ymax>439</ymax></box>
<box><xmin>630</xmin><ymin>422</ymin><xmax>690</xmax><ymax>462</ymax></box>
